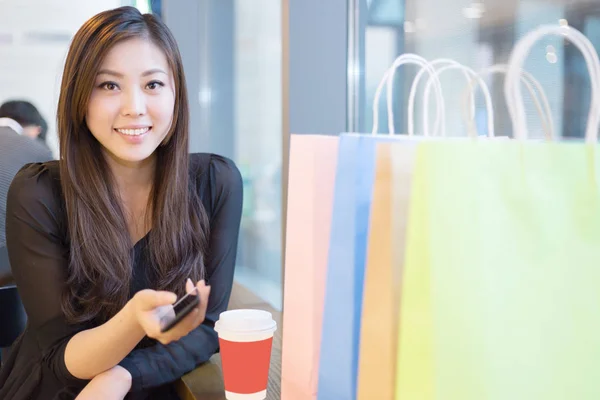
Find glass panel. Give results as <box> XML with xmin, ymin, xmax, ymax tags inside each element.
<box><xmin>166</xmin><ymin>0</ymin><xmax>283</xmax><ymax>309</ymax></box>
<box><xmin>232</xmin><ymin>0</ymin><xmax>283</xmax><ymax>309</ymax></box>
<box><xmin>160</xmin><ymin>0</ymin><xmax>282</xmax><ymax>309</ymax></box>
<box><xmin>358</xmin><ymin>0</ymin><xmax>600</xmax><ymax>140</ymax></box>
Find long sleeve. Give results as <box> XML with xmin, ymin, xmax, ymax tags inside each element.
<box><xmin>119</xmin><ymin>154</ymin><xmax>244</xmax><ymax>391</ymax></box>
<box><xmin>4</xmin><ymin>163</ymin><xmax>90</xmax><ymax>388</ymax></box>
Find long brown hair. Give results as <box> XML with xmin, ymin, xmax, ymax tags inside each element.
<box><xmin>57</xmin><ymin>6</ymin><xmax>209</xmax><ymax>324</ymax></box>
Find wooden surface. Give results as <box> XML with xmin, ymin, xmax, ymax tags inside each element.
<box><xmin>176</xmin><ymin>282</ymin><xmax>282</xmax><ymax>400</ymax></box>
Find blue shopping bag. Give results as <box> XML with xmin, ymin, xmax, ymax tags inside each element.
<box><xmin>317</xmin><ymin>133</ymin><xmax>404</xmax><ymax>400</ymax></box>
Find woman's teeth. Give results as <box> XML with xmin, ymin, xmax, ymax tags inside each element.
<box><xmin>116</xmin><ymin>127</ymin><xmax>150</xmax><ymax>136</ymax></box>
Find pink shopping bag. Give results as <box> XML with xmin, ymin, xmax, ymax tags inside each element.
<box><xmin>282</xmin><ymin>134</ymin><xmax>339</xmax><ymax>400</ymax></box>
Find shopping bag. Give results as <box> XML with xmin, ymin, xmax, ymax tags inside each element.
<box><xmin>315</xmin><ymin>54</ymin><xmax>441</xmax><ymax>400</ymax></box>
<box><xmin>356</xmin><ymin>64</ymin><xmax>495</xmax><ymax>397</ymax></box>
<box><xmin>398</xmin><ymin>140</ymin><xmax>600</xmax><ymax>400</ymax></box>
<box><xmin>317</xmin><ymin>52</ymin><xmax>491</xmax><ymax>399</ymax></box>
<box><xmin>397</xmin><ymin>25</ymin><xmax>600</xmax><ymax>400</ymax></box>
<box><xmin>282</xmin><ymin>134</ymin><xmax>339</xmax><ymax>400</ymax></box>
<box><xmin>356</xmin><ymin>141</ymin><xmax>419</xmax><ymax>400</ymax></box>
<box><xmin>318</xmin><ymin>133</ymin><xmax>418</xmax><ymax>400</ymax></box>
<box><xmin>317</xmin><ymin>134</ymin><xmax>374</xmax><ymax>400</ymax></box>
<box><xmin>394</xmin><ymin>141</ymin><xmax>437</xmax><ymax>400</ymax></box>
<box><xmin>318</xmin><ymin>52</ymin><xmax>488</xmax><ymax>399</ymax></box>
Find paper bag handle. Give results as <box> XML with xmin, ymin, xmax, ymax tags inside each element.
<box><xmin>423</xmin><ymin>64</ymin><xmax>495</xmax><ymax>137</ymax></box>
<box><xmin>463</xmin><ymin>65</ymin><xmax>554</xmax><ymax>140</ymax></box>
<box><xmin>407</xmin><ymin>59</ymin><xmax>477</xmax><ymax>137</ymax></box>
<box><xmin>371</xmin><ymin>54</ymin><xmax>444</xmax><ymax>135</ymax></box>
<box><xmin>385</xmin><ymin>55</ymin><xmax>445</xmax><ymax>135</ymax></box>
<box><xmin>505</xmin><ymin>25</ymin><xmax>600</xmax><ymax>142</ymax></box>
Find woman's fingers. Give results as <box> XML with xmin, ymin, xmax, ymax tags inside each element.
<box><xmin>196</xmin><ymin>280</ymin><xmax>211</xmax><ymax>322</ymax></box>
<box><xmin>185</xmin><ymin>278</ymin><xmax>195</xmax><ymax>294</ymax></box>
<box><xmin>136</xmin><ymin>289</ymin><xmax>177</xmax><ymax>311</ymax></box>
<box><xmin>149</xmin><ymin>279</ymin><xmax>212</xmax><ymax>344</ymax></box>
<box><xmin>171</xmin><ymin>280</ymin><xmax>210</xmax><ymax>337</ymax></box>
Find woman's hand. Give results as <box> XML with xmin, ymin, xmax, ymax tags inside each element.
<box><xmin>132</xmin><ymin>279</ymin><xmax>211</xmax><ymax>345</ymax></box>
<box><xmin>75</xmin><ymin>365</ymin><xmax>132</xmax><ymax>400</ymax></box>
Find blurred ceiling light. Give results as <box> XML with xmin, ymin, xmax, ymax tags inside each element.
<box><xmin>463</xmin><ymin>1</ymin><xmax>485</xmax><ymax>19</ymax></box>
<box><xmin>546</xmin><ymin>53</ymin><xmax>558</xmax><ymax>64</ymax></box>
<box><xmin>546</xmin><ymin>45</ymin><xmax>558</xmax><ymax>64</ymax></box>
<box><xmin>347</xmin><ymin>61</ymin><xmax>361</xmax><ymax>79</ymax></box>
<box><xmin>198</xmin><ymin>88</ymin><xmax>212</xmax><ymax>105</ymax></box>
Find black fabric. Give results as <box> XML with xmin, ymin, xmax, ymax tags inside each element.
<box><xmin>0</xmin><ymin>153</ymin><xmax>243</xmax><ymax>400</ymax></box>
<box><xmin>0</xmin><ymin>286</ymin><xmax>27</xmax><ymax>348</ymax></box>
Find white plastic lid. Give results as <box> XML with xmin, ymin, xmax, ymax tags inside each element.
<box><xmin>214</xmin><ymin>309</ymin><xmax>277</xmax><ymax>335</ymax></box>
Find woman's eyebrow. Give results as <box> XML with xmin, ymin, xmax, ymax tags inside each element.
<box><xmin>97</xmin><ymin>69</ymin><xmax>123</xmax><ymax>78</ymax></box>
<box><xmin>141</xmin><ymin>68</ymin><xmax>167</xmax><ymax>77</ymax></box>
<box><xmin>96</xmin><ymin>68</ymin><xmax>167</xmax><ymax>78</ymax></box>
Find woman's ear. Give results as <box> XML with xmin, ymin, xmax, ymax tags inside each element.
<box><xmin>23</xmin><ymin>125</ymin><xmax>42</xmax><ymax>139</ymax></box>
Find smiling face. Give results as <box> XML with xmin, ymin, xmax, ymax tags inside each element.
<box><xmin>86</xmin><ymin>37</ymin><xmax>175</xmax><ymax>166</ymax></box>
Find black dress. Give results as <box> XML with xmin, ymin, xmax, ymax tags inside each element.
<box><xmin>0</xmin><ymin>153</ymin><xmax>243</xmax><ymax>400</ymax></box>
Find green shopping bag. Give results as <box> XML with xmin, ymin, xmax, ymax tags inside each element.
<box><xmin>397</xmin><ymin>140</ymin><xmax>600</xmax><ymax>400</ymax></box>
<box><xmin>397</xmin><ymin>23</ymin><xmax>600</xmax><ymax>400</ymax></box>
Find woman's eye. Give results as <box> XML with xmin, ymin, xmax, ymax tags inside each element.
<box><xmin>146</xmin><ymin>81</ymin><xmax>165</xmax><ymax>90</ymax></box>
<box><xmin>100</xmin><ymin>82</ymin><xmax>119</xmax><ymax>91</ymax></box>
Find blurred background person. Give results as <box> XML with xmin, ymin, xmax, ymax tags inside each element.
<box><xmin>0</xmin><ymin>100</ymin><xmax>50</xmax><ymax>148</ymax></box>
<box><xmin>0</xmin><ymin>99</ymin><xmax>53</xmax><ymax>287</ymax></box>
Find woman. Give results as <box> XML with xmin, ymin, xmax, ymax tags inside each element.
<box><xmin>0</xmin><ymin>6</ymin><xmax>243</xmax><ymax>400</ymax></box>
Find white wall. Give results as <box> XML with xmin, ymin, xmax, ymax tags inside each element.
<box><xmin>0</xmin><ymin>0</ymin><xmax>123</xmax><ymax>158</ymax></box>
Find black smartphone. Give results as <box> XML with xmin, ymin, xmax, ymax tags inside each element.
<box><xmin>159</xmin><ymin>287</ymin><xmax>200</xmax><ymax>333</ymax></box>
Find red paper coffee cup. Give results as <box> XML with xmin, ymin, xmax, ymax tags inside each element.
<box><xmin>215</xmin><ymin>309</ymin><xmax>277</xmax><ymax>400</ymax></box>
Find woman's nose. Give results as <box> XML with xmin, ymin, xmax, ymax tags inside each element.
<box><xmin>121</xmin><ymin>87</ymin><xmax>147</xmax><ymax>116</ymax></box>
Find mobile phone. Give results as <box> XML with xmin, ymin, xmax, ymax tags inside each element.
<box><xmin>159</xmin><ymin>287</ymin><xmax>200</xmax><ymax>333</ymax></box>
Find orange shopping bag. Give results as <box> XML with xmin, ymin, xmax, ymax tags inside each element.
<box><xmin>357</xmin><ymin>141</ymin><xmax>419</xmax><ymax>400</ymax></box>
<box><xmin>281</xmin><ymin>134</ymin><xmax>339</xmax><ymax>400</ymax></box>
